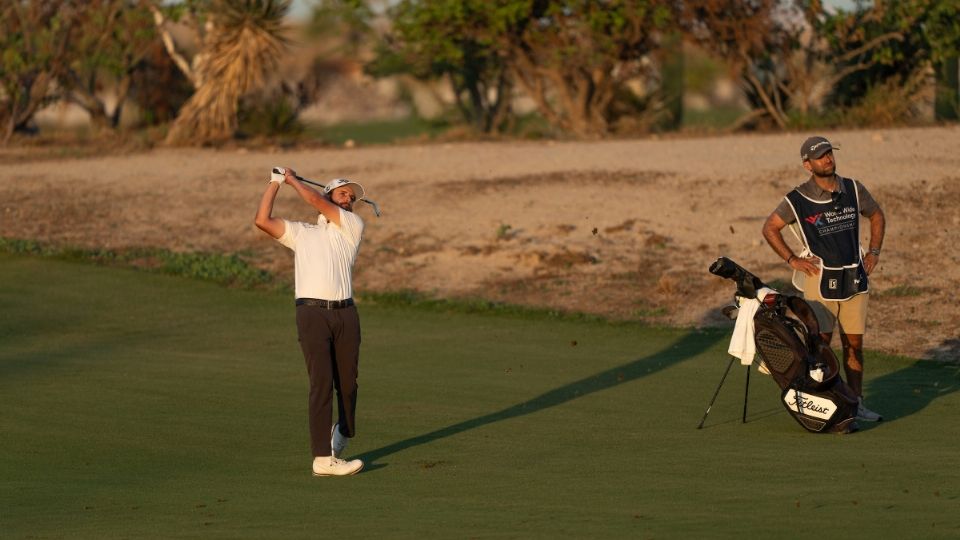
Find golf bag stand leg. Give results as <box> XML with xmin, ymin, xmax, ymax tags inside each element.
<box><xmin>742</xmin><ymin>364</ymin><xmax>750</xmax><ymax>423</ymax></box>
<box><xmin>697</xmin><ymin>355</ymin><xmax>737</xmax><ymax>429</ymax></box>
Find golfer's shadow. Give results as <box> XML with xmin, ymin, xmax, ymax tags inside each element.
<box><xmin>358</xmin><ymin>329</ymin><xmax>724</xmax><ymax>466</ymax></box>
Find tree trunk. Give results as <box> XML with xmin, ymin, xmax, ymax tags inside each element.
<box><xmin>110</xmin><ymin>75</ymin><xmax>134</xmax><ymax>128</ymax></box>
<box><xmin>935</xmin><ymin>57</ymin><xmax>959</xmax><ymax>121</ymax></box>
<box><xmin>485</xmin><ymin>72</ymin><xmax>512</xmax><ymax>133</ymax></box>
<box><xmin>1</xmin><ymin>118</ymin><xmax>15</xmax><ymax>145</ymax></box>
<box><xmin>68</xmin><ymin>89</ymin><xmax>111</xmax><ymax>131</ymax></box>
<box><xmin>1</xmin><ymin>72</ymin><xmax>56</xmax><ymax>145</ymax></box>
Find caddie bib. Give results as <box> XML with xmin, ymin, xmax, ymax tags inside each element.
<box><xmin>784</xmin><ymin>176</ymin><xmax>868</xmax><ymax>300</ymax></box>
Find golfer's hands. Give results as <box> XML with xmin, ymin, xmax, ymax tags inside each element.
<box><xmin>789</xmin><ymin>255</ymin><xmax>821</xmax><ymax>277</ymax></box>
<box><xmin>270</xmin><ymin>167</ymin><xmax>286</xmax><ymax>185</ymax></box>
<box><xmin>282</xmin><ymin>167</ymin><xmax>298</xmax><ymax>185</ymax></box>
<box><xmin>863</xmin><ymin>252</ymin><xmax>879</xmax><ymax>275</ymax></box>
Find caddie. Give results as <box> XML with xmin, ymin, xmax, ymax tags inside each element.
<box><xmin>761</xmin><ymin>136</ymin><xmax>886</xmax><ymax>422</ymax></box>
<box><xmin>255</xmin><ymin>166</ymin><xmax>368</xmax><ymax>476</ymax></box>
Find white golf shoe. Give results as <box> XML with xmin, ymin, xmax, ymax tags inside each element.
<box><xmin>856</xmin><ymin>397</ymin><xmax>883</xmax><ymax>422</ymax></box>
<box><xmin>331</xmin><ymin>423</ymin><xmax>348</xmax><ymax>458</ymax></box>
<box><xmin>312</xmin><ymin>455</ymin><xmax>363</xmax><ymax>477</ymax></box>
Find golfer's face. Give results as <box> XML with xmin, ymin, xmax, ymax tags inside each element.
<box><xmin>805</xmin><ymin>151</ymin><xmax>836</xmax><ymax>177</ymax></box>
<box><xmin>330</xmin><ymin>186</ymin><xmax>356</xmax><ymax>211</ymax></box>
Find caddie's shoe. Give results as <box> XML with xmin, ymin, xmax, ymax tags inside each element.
<box><xmin>312</xmin><ymin>455</ymin><xmax>363</xmax><ymax>477</ymax></box>
<box><xmin>856</xmin><ymin>398</ymin><xmax>883</xmax><ymax>422</ymax></box>
<box><xmin>331</xmin><ymin>423</ymin><xmax>347</xmax><ymax>458</ymax></box>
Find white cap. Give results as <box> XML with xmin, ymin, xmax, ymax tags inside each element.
<box><xmin>323</xmin><ymin>178</ymin><xmax>365</xmax><ymax>200</ymax></box>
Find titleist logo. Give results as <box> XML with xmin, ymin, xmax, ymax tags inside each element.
<box><xmin>809</xmin><ymin>141</ymin><xmax>830</xmax><ymax>152</ymax></box>
<box><xmin>783</xmin><ymin>391</ymin><xmax>836</xmax><ymax>420</ymax></box>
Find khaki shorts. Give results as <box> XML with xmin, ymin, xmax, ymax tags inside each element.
<box><xmin>801</xmin><ymin>271</ymin><xmax>868</xmax><ymax>335</ymax></box>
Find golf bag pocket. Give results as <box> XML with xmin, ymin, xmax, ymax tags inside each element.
<box><xmin>752</xmin><ymin>310</ymin><xmax>807</xmax><ymax>390</ymax></box>
<box><xmin>818</xmin><ymin>264</ymin><xmax>867</xmax><ymax>300</ymax></box>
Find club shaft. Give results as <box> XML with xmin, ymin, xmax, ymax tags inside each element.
<box><xmin>290</xmin><ymin>173</ymin><xmax>381</xmax><ymax>217</ymax></box>
<box><xmin>294</xmin><ymin>175</ymin><xmax>323</xmax><ymax>188</ymax></box>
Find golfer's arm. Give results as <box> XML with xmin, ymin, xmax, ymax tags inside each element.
<box><xmin>761</xmin><ymin>213</ymin><xmax>795</xmax><ymax>262</ymax></box>
<box><xmin>287</xmin><ymin>178</ymin><xmax>342</xmax><ymax>226</ymax></box>
<box><xmin>254</xmin><ymin>183</ymin><xmax>285</xmax><ymax>239</ymax></box>
<box><xmin>867</xmin><ymin>207</ymin><xmax>885</xmax><ymax>252</ymax></box>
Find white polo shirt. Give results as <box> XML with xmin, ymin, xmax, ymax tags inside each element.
<box><xmin>277</xmin><ymin>209</ymin><xmax>364</xmax><ymax>300</ymax></box>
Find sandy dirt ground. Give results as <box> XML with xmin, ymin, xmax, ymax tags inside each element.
<box><xmin>2</xmin><ymin>126</ymin><xmax>959</xmax><ymax>360</ymax></box>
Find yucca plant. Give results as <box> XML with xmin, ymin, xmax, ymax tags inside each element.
<box><xmin>165</xmin><ymin>0</ymin><xmax>290</xmax><ymax>145</ymax></box>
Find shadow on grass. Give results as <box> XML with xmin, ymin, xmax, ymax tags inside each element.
<box><xmin>702</xmin><ymin>405</ymin><xmax>784</xmax><ymax>429</ymax></box>
<box><xmin>860</xmin><ymin>356</ymin><xmax>960</xmax><ymax>430</ymax></box>
<box><xmin>359</xmin><ymin>329</ymin><xmax>725</xmax><ymax>466</ymax></box>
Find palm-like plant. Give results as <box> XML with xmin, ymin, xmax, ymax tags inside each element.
<box><xmin>165</xmin><ymin>0</ymin><xmax>290</xmax><ymax>145</ymax></box>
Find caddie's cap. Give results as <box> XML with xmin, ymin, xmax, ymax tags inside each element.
<box><xmin>800</xmin><ymin>136</ymin><xmax>838</xmax><ymax>161</ymax></box>
<box><xmin>324</xmin><ymin>178</ymin><xmax>365</xmax><ymax>200</ymax></box>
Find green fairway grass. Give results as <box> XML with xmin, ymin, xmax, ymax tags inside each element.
<box><xmin>2</xmin><ymin>254</ymin><xmax>958</xmax><ymax>538</ymax></box>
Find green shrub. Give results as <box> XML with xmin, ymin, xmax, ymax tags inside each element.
<box><xmin>0</xmin><ymin>237</ymin><xmax>275</xmax><ymax>289</ymax></box>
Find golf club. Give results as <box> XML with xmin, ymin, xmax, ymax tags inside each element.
<box><xmin>271</xmin><ymin>167</ymin><xmax>381</xmax><ymax>217</ymax></box>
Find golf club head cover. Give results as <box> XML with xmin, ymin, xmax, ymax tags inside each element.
<box><xmin>709</xmin><ymin>257</ymin><xmax>766</xmax><ymax>299</ymax></box>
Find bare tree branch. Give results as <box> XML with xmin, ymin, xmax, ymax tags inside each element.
<box><xmin>837</xmin><ymin>31</ymin><xmax>904</xmax><ymax>64</ymax></box>
<box><xmin>740</xmin><ymin>52</ymin><xmax>787</xmax><ymax>128</ymax></box>
<box><xmin>149</xmin><ymin>4</ymin><xmax>197</xmax><ymax>86</ymax></box>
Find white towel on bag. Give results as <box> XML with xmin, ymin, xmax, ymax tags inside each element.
<box><xmin>727</xmin><ymin>287</ymin><xmax>777</xmax><ymax>366</ymax></box>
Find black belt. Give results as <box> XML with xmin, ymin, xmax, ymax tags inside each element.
<box><xmin>295</xmin><ymin>298</ymin><xmax>354</xmax><ymax>309</ymax></box>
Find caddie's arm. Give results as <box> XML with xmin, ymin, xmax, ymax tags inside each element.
<box><xmin>863</xmin><ymin>207</ymin><xmax>886</xmax><ymax>275</ymax></box>
<box><xmin>254</xmin><ymin>181</ymin><xmax>285</xmax><ymax>239</ymax></box>
<box><xmin>761</xmin><ymin>212</ymin><xmax>819</xmax><ymax>277</ymax></box>
<box><xmin>282</xmin><ymin>168</ymin><xmax>344</xmax><ymax>226</ymax></box>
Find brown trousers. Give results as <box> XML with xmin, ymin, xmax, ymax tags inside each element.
<box><xmin>295</xmin><ymin>304</ymin><xmax>361</xmax><ymax>457</ymax></box>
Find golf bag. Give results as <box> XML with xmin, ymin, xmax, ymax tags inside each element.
<box><xmin>710</xmin><ymin>257</ymin><xmax>858</xmax><ymax>434</ymax></box>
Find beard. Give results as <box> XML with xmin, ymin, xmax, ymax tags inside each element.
<box><xmin>810</xmin><ymin>162</ymin><xmax>835</xmax><ymax>177</ymax></box>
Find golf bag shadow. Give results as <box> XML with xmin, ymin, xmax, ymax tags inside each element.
<box><xmin>710</xmin><ymin>257</ymin><xmax>859</xmax><ymax>434</ymax></box>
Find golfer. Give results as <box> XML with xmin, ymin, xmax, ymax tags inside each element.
<box><xmin>761</xmin><ymin>136</ymin><xmax>886</xmax><ymax>422</ymax></box>
<box><xmin>255</xmin><ymin>167</ymin><xmax>367</xmax><ymax>476</ymax></box>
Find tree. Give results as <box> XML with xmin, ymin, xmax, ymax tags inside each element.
<box><xmin>679</xmin><ymin>0</ymin><xmax>839</xmax><ymax>129</ymax></box>
<box><xmin>375</xmin><ymin>0</ymin><xmax>514</xmax><ymax>133</ymax></box>
<box><xmin>679</xmin><ymin>0</ymin><xmax>952</xmax><ymax>129</ymax></box>
<box><xmin>309</xmin><ymin>0</ymin><xmax>378</xmax><ymax>54</ymax></box>
<box><xmin>153</xmin><ymin>0</ymin><xmax>291</xmax><ymax>145</ymax></box>
<box><xmin>62</xmin><ymin>0</ymin><xmax>159</xmax><ymax>131</ymax></box>
<box><xmin>378</xmin><ymin>0</ymin><xmax>672</xmax><ymax>137</ymax></box>
<box><xmin>826</xmin><ymin>0</ymin><xmax>960</xmax><ymax>121</ymax></box>
<box><xmin>496</xmin><ymin>0</ymin><xmax>672</xmax><ymax>137</ymax></box>
<box><xmin>922</xmin><ymin>0</ymin><xmax>960</xmax><ymax>119</ymax></box>
<box><xmin>0</xmin><ymin>1</ymin><xmax>75</xmax><ymax>143</ymax></box>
